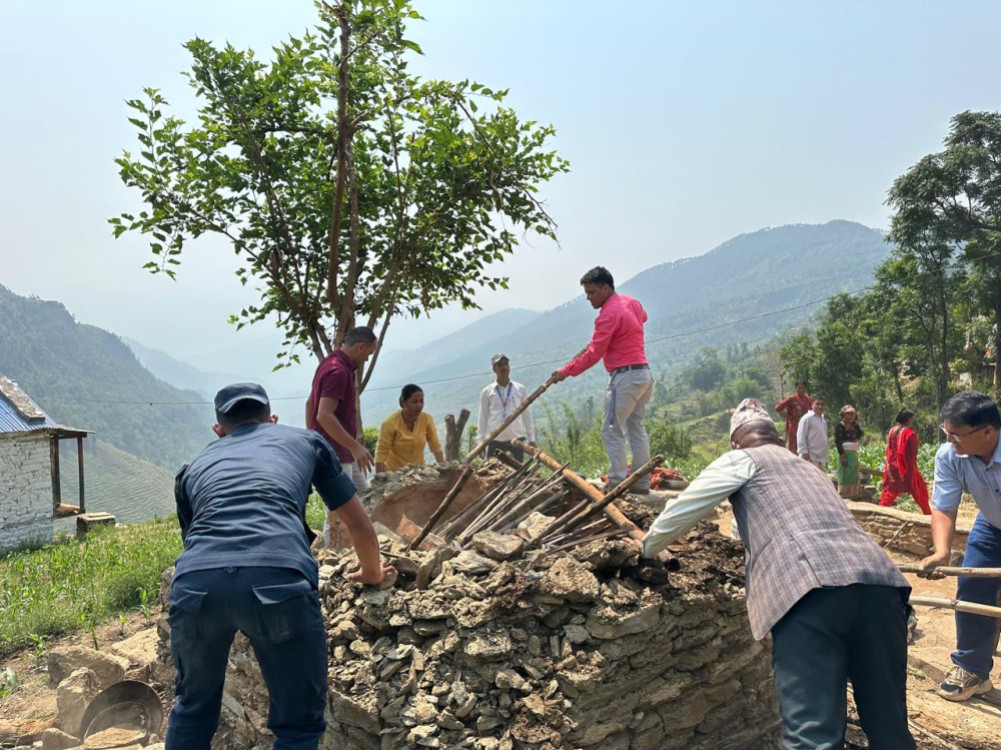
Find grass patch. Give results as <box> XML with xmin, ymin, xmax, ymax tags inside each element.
<box><xmin>0</xmin><ymin>517</ymin><xmax>182</xmax><ymax>655</ymax></box>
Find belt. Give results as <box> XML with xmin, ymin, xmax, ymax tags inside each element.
<box><xmin>611</xmin><ymin>363</ymin><xmax>649</xmax><ymax>375</ymax></box>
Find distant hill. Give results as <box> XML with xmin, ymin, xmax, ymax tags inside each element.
<box><xmin>125</xmin><ymin>337</ymin><xmax>244</xmax><ymax>400</ymax></box>
<box><xmin>360</xmin><ymin>220</ymin><xmax>892</xmax><ymax>425</ymax></box>
<box><xmin>0</xmin><ymin>284</ymin><xmax>213</xmax><ymax>471</ymax></box>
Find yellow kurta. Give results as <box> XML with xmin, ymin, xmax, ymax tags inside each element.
<box><xmin>375</xmin><ymin>411</ymin><xmax>442</xmax><ymax>471</ymax></box>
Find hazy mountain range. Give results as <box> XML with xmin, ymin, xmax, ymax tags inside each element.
<box><xmin>1</xmin><ymin>219</ymin><xmax>891</xmax><ymax>527</ymax></box>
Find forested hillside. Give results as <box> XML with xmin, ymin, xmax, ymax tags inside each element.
<box><xmin>0</xmin><ymin>285</ymin><xmax>212</xmax><ymax>470</ymax></box>
<box><xmin>361</xmin><ymin>220</ymin><xmax>892</xmax><ymax>426</ymax></box>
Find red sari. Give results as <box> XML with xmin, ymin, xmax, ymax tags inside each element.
<box><xmin>879</xmin><ymin>425</ymin><xmax>930</xmax><ymax>514</ymax></box>
<box><xmin>775</xmin><ymin>393</ymin><xmax>812</xmax><ymax>454</ymax></box>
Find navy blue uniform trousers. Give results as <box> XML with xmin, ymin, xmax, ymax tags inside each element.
<box><xmin>770</xmin><ymin>584</ymin><xmax>915</xmax><ymax>750</ymax></box>
<box><xmin>165</xmin><ymin>566</ymin><xmax>327</xmax><ymax>750</ymax></box>
<box><xmin>953</xmin><ymin>514</ymin><xmax>1001</xmax><ymax>679</ymax></box>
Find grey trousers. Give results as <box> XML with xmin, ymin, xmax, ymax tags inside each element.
<box><xmin>602</xmin><ymin>369</ymin><xmax>654</xmax><ymax>487</ymax></box>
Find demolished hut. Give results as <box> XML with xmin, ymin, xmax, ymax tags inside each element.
<box><xmin>155</xmin><ymin>449</ymin><xmax>782</xmax><ymax>750</ymax></box>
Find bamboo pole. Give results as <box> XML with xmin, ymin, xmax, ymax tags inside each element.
<box><xmin>898</xmin><ymin>564</ymin><xmax>1001</xmax><ymax>578</ymax></box>
<box><xmin>910</xmin><ymin>595</ymin><xmax>1001</xmax><ymax>619</ymax></box>
<box><xmin>515</xmin><ymin>440</ymin><xmax>647</xmax><ymax>542</ymax></box>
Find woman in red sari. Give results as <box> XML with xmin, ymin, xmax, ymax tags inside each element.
<box><xmin>879</xmin><ymin>408</ymin><xmax>931</xmax><ymax>514</ymax></box>
<box><xmin>775</xmin><ymin>380</ymin><xmax>813</xmax><ymax>454</ymax></box>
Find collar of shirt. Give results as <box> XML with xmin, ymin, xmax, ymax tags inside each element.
<box><xmin>332</xmin><ymin>348</ymin><xmax>358</xmax><ymax>371</ymax></box>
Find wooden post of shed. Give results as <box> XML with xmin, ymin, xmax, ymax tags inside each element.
<box><xmin>50</xmin><ymin>436</ymin><xmax>61</xmax><ymax>511</ymax></box>
<box><xmin>76</xmin><ymin>435</ymin><xmax>85</xmax><ymax>513</ymax></box>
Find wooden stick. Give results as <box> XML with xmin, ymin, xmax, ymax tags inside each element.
<box><xmin>516</xmin><ymin>441</ymin><xmax>648</xmax><ymax>543</ymax></box>
<box><xmin>532</xmin><ymin>453</ymin><xmax>664</xmax><ymax>546</ymax></box>
<box><xmin>910</xmin><ymin>595</ymin><xmax>1001</xmax><ymax>619</ymax></box>
<box><xmin>898</xmin><ymin>564</ymin><xmax>1001</xmax><ymax>578</ymax></box>
<box><xmin>408</xmin><ymin>464</ymin><xmax>474</xmax><ymax>551</ymax></box>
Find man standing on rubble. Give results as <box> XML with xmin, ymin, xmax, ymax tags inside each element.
<box><xmin>920</xmin><ymin>391</ymin><xmax>1001</xmax><ymax>702</ymax></box>
<box><xmin>167</xmin><ymin>383</ymin><xmax>391</xmax><ymax>750</ymax></box>
<box><xmin>306</xmin><ymin>326</ymin><xmax>378</xmax><ymax>546</ymax></box>
<box><xmin>551</xmin><ymin>266</ymin><xmax>653</xmax><ymax>494</ymax></box>
<box><xmin>479</xmin><ymin>353</ymin><xmax>535</xmax><ymax>461</ymax></box>
<box><xmin>640</xmin><ymin>399</ymin><xmax>914</xmax><ymax>749</ymax></box>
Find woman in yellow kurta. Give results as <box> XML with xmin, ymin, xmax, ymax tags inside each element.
<box><xmin>375</xmin><ymin>384</ymin><xmax>445</xmax><ymax>472</ymax></box>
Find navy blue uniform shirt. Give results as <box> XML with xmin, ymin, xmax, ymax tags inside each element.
<box><xmin>173</xmin><ymin>422</ymin><xmax>356</xmax><ymax>586</ymax></box>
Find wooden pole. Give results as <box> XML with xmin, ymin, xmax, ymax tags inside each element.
<box><xmin>77</xmin><ymin>435</ymin><xmax>85</xmax><ymax>513</ymax></box>
<box><xmin>910</xmin><ymin>595</ymin><xmax>1001</xmax><ymax>619</ymax></box>
<box><xmin>514</xmin><ymin>440</ymin><xmax>646</xmax><ymax>542</ymax></box>
<box><xmin>898</xmin><ymin>564</ymin><xmax>1001</xmax><ymax>578</ymax></box>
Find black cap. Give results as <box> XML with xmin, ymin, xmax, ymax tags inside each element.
<box><xmin>214</xmin><ymin>382</ymin><xmax>270</xmax><ymax>414</ymax></box>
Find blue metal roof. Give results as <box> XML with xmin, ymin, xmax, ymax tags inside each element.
<box><xmin>0</xmin><ymin>389</ymin><xmax>60</xmax><ymax>434</ymax></box>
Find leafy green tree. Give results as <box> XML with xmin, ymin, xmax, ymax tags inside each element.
<box><xmin>887</xmin><ymin>110</ymin><xmax>1001</xmax><ymax>389</ymax></box>
<box><xmin>778</xmin><ymin>331</ymin><xmax>816</xmax><ymax>390</ymax></box>
<box><xmin>111</xmin><ymin>0</ymin><xmax>568</xmax><ymax>392</ymax></box>
<box><xmin>647</xmin><ymin>419</ymin><xmax>692</xmax><ymax>461</ymax></box>
<box><xmin>690</xmin><ymin>347</ymin><xmax>727</xmax><ymax>392</ymax></box>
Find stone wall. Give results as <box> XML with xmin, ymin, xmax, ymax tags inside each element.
<box><xmin>0</xmin><ymin>433</ymin><xmax>53</xmax><ymax>551</ymax></box>
<box><xmin>846</xmin><ymin>501</ymin><xmax>970</xmax><ymax>558</ymax></box>
<box><xmin>157</xmin><ymin>527</ymin><xmax>781</xmax><ymax>750</ymax></box>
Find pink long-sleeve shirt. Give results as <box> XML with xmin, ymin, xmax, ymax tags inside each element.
<box><xmin>559</xmin><ymin>293</ymin><xmax>649</xmax><ymax>377</ymax></box>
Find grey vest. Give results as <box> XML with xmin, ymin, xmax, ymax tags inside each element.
<box><xmin>732</xmin><ymin>444</ymin><xmax>909</xmax><ymax>640</ymax></box>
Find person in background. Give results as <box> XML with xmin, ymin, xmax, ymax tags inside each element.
<box><xmin>305</xmin><ymin>326</ymin><xmax>378</xmax><ymax>546</ymax></box>
<box><xmin>551</xmin><ymin>266</ymin><xmax>653</xmax><ymax>494</ymax></box>
<box><xmin>641</xmin><ymin>399</ymin><xmax>914</xmax><ymax>749</ymax></box>
<box><xmin>375</xmin><ymin>384</ymin><xmax>444</xmax><ymax>473</ymax></box>
<box><xmin>478</xmin><ymin>353</ymin><xmax>536</xmax><ymax>462</ymax></box>
<box><xmin>879</xmin><ymin>408</ymin><xmax>931</xmax><ymax>515</ymax></box>
<box><xmin>835</xmin><ymin>404</ymin><xmax>863</xmax><ymax>499</ymax></box>
<box><xmin>920</xmin><ymin>391</ymin><xmax>1001</xmax><ymax>701</ymax></box>
<box><xmin>775</xmin><ymin>380</ymin><xmax>813</xmax><ymax>454</ymax></box>
<box><xmin>796</xmin><ymin>396</ymin><xmax>829</xmax><ymax>471</ymax></box>
<box><xmin>167</xmin><ymin>383</ymin><xmax>391</xmax><ymax>750</ymax></box>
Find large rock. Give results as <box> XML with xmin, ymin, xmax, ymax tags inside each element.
<box><xmin>48</xmin><ymin>646</ymin><xmax>128</xmax><ymax>689</ymax></box>
<box><xmin>108</xmin><ymin>628</ymin><xmax>158</xmax><ymax>680</ymax></box>
<box><xmin>56</xmin><ymin>668</ymin><xmax>100</xmax><ymax>737</ymax></box>
<box><xmin>39</xmin><ymin>727</ymin><xmax>81</xmax><ymax>750</ymax></box>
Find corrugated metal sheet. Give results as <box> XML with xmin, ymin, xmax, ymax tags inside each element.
<box><xmin>0</xmin><ymin>389</ymin><xmax>59</xmax><ymax>434</ymax></box>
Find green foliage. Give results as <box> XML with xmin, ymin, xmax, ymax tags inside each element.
<box><xmin>112</xmin><ymin>0</ymin><xmax>568</xmax><ymax>376</ymax></box>
<box><xmin>539</xmin><ymin>404</ymin><xmax>608</xmax><ymax>478</ymax></box>
<box><xmin>362</xmin><ymin>426</ymin><xmax>379</xmax><ymax>454</ymax></box>
<box><xmin>647</xmin><ymin>419</ymin><xmax>692</xmax><ymax>461</ymax></box>
<box><xmin>0</xmin><ymin>520</ymin><xmax>182</xmax><ymax>654</ymax></box>
<box><xmin>0</xmin><ymin>667</ymin><xmax>18</xmax><ymax>697</ymax></box>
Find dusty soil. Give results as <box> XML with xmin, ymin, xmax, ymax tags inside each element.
<box><xmin>0</xmin><ymin>611</ymin><xmax>157</xmax><ymax>747</ymax></box>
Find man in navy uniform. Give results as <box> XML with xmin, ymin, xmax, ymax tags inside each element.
<box><xmin>166</xmin><ymin>383</ymin><xmax>392</xmax><ymax>750</ymax></box>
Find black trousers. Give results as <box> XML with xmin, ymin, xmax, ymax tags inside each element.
<box><xmin>486</xmin><ymin>440</ymin><xmax>525</xmax><ymax>463</ymax></box>
<box><xmin>770</xmin><ymin>584</ymin><xmax>915</xmax><ymax>750</ymax></box>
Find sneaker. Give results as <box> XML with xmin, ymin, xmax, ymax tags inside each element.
<box><xmin>937</xmin><ymin>666</ymin><xmax>993</xmax><ymax>701</ymax></box>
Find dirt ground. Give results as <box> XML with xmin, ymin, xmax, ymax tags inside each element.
<box><xmin>0</xmin><ymin>611</ymin><xmax>156</xmax><ymax>746</ymax></box>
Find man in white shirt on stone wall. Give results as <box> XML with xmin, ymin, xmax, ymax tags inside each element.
<box><xmin>797</xmin><ymin>396</ymin><xmax>829</xmax><ymax>470</ymax></box>
<box><xmin>478</xmin><ymin>353</ymin><xmax>535</xmax><ymax>462</ymax></box>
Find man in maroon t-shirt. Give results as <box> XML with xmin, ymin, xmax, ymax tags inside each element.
<box><xmin>306</xmin><ymin>326</ymin><xmax>378</xmax><ymax>545</ymax></box>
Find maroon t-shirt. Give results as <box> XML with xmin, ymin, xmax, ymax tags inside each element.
<box><xmin>309</xmin><ymin>348</ymin><xmax>358</xmax><ymax>464</ymax></box>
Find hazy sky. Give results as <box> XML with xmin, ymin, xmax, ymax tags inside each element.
<box><xmin>3</xmin><ymin>0</ymin><xmax>1000</xmax><ymax>364</ymax></box>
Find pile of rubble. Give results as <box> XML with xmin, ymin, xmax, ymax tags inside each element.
<box><xmin>152</xmin><ymin>456</ymin><xmax>783</xmax><ymax>749</ymax></box>
<box><xmin>184</xmin><ymin>517</ymin><xmax>780</xmax><ymax>750</ymax></box>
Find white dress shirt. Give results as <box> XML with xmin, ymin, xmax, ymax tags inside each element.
<box><xmin>796</xmin><ymin>410</ymin><xmax>829</xmax><ymax>464</ymax></box>
<box><xmin>478</xmin><ymin>380</ymin><xmax>535</xmax><ymax>443</ymax></box>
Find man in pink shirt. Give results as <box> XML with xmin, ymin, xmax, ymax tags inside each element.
<box><xmin>552</xmin><ymin>267</ymin><xmax>653</xmax><ymax>493</ymax></box>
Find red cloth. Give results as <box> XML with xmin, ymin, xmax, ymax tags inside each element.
<box><xmin>879</xmin><ymin>426</ymin><xmax>930</xmax><ymax>514</ymax></box>
<box><xmin>559</xmin><ymin>293</ymin><xmax>648</xmax><ymax>377</ymax></box>
<box><xmin>308</xmin><ymin>348</ymin><xmax>358</xmax><ymax>464</ymax></box>
<box><xmin>774</xmin><ymin>392</ymin><xmax>812</xmax><ymax>453</ymax></box>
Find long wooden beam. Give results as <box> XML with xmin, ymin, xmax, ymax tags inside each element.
<box><xmin>898</xmin><ymin>564</ymin><xmax>1001</xmax><ymax>578</ymax></box>
<box><xmin>910</xmin><ymin>595</ymin><xmax>1001</xmax><ymax>619</ymax></box>
<box><xmin>513</xmin><ymin>440</ymin><xmax>645</xmax><ymax>542</ymax></box>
